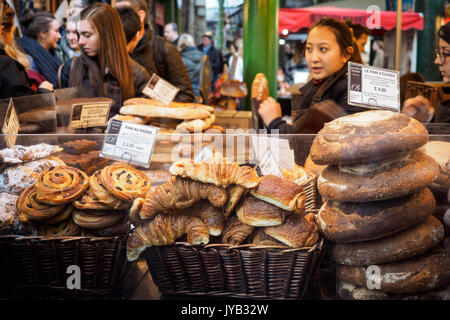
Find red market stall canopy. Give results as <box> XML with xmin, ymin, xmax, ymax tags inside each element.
<box><xmin>279</xmin><ymin>6</ymin><xmax>424</xmax><ymax>34</ymax></box>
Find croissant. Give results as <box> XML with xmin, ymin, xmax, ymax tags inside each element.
<box><xmin>126</xmin><ymin>213</ymin><xmax>210</xmax><ymax>261</ymax></box>
<box><xmin>185</xmin><ymin>200</ymin><xmax>225</xmax><ymax>236</ymax></box>
<box><xmin>169</xmin><ymin>158</ymin><xmax>259</xmax><ymax>188</ymax></box>
<box><xmin>139</xmin><ymin>176</ymin><xmax>228</xmax><ymax>220</ymax></box>
<box><xmin>221</xmin><ymin>215</ymin><xmax>255</xmax><ymax>245</ymax></box>
<box><xmin>224</xmin><ymin>185</ymin><xmax>247</xmax><ymax>220</ymax></box>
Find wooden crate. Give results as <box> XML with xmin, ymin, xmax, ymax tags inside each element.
<box><xmin>214</xmin><ymin>111</ymin><xmax>253</xmax><ymax>130</ymax></box>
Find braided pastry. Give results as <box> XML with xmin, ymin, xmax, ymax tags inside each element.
<box><xmin>100</xmin><ymin>163</ymin><xmax>151</xmax><ymax>202</ymax></box>
<box><xmin>45</xmin><ymin>204</ymin><xmax>73</xmax><ymax>224</ymax></box>
<box><xmin>140</xmin><ymin>176</ymin><xmax>228</xmax><ymax>220</ymax></box>
<box><xmin>38</xmin><ymin>217</ymin><xmax>81</xmax><ymax>237</ymax></box>
<box><xmin>35</xmin><ymin>166</ymin><xmax>89</xmax><ymax>205</ymax></box>
<box><xmin>90</xmin><ymin>170</ymin><xmax>122</xmax><ymax>209</ymax></box>
<box><xmin>169</xmin><ymin>158</ymin><xmax>259</xmax><ymax>188</ymax></box>
<box><xmin>72</xmin><ymin>209</ymin><xmax>124</xmax><ymax>229</ymax></box>
<box><xmin>17</xmin><ymin>185</ymin><xmax>66</xmax><ymax>222</ymax></box>
<box><xmin>126</xmin><ymin>213</ymin><xmax>210</xmax><ymax>261</ymax></box>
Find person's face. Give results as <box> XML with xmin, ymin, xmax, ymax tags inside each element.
<box><xmin>305</xmin><ymin>26</ymin><xmax>351</xmax><ymax>81</ymax></box>
<box><xmin>356</xmin><ymin>33</ymin><xmax>368</xmax><ymax>53</ymax></box>
<box><xmin>435</xmin><ymin>38</ymin><xmax>450</xmax><ymax>83</ymax></box>
<box><xmin>202</xmin><ymin>36</ymin><xmax>211</xmax><ymax>47</ymax></box>
<box><xmin>164</xmin><ymin>25</ymin><xmax>177</xmax><ymax>42</ymax></box>
<box><xmin>42</xmin><ymin>20</ymin><xmax>61</xmax><ymax>49</ymax></box>
<box><xmin>0</xmin><ymin>22</ymin><xmax>15</xmax><ymax>46</ymax></box>
<box><xmin>78</xmin><ymin>19</ymin><xmax>99</xmax><ymax>57</ymax></box>
<box><xmin>66</xmin><ymin>21</ymin><xmax>79</xmax><ymax>50</ymax></box>
<box><xmin>68</xmin><ymin>0</ymin><xmax>84</xmax><ymax>17</ymax></box>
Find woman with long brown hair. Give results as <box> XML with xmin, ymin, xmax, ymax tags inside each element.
<box><xmin>60</xmin><ymin>2</ymin><xmax>149</xmax><ymax>110</ymax></box>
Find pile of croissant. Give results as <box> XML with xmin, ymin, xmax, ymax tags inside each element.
<box><xmin>126</xmin><ymin>156</ymin><xmax>319</xmax><ymax>262</ymax></box>
<box><xmin>16</xmin><ymin>162</ymin><xmax>151</xmax><ymax>237</ymax></box>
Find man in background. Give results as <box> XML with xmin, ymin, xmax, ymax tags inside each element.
<box><xmin>164</xmin><ymin>22</ymin><xmax>179</xmax><ymax>46</ymax></box>
<box><xmin>198</xmin><ymin>34</ymin><xmax>223</xmax><ymax>87</ymax></box>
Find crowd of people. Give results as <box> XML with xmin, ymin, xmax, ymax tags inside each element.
<box><xmin>0</xmin><ymin>0</ymin><xmax>448</xmax><ymax>126</ymax></box>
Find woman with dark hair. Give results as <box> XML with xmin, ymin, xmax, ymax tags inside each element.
<box><xmin>18</xmin><ymin>8</ymin><xmax>62</xmax><ymax>87</ymax></box>
<box><xmin>258</xmin><ymin>18</ymin><xmax>366</xmax><ymax>134</ymax></box>
<box><xmin>0</xmin><ymin>0</ymin><xmax>53</xmax><ymax>99</ymax></box>
<box><xmin>59</xmin><ymin>2</ymin><xmax>149</xmax><ymax>110</ymax></box>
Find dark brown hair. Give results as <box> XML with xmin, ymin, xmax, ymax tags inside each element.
<box><xmin>345</xmin><ymin>20</ymin><xmax>370</xmax><ymax>40</ymax></box>
<box><xmin>309</xmin><ymin>18</ymin><xmax>362</xmax><ymax>64</ymax></box>
<box><xmin>69</xmin><ymin>2</ymin><xmax>134</xmax><ymax>100</ymax></box>
<box><xmin>20</xmin><ymin>8</ymin><xmax>55</xmax><ymax>40</ymax></box>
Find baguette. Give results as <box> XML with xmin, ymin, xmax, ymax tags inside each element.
<box><xmin>120</xmin><ymin>104</ymin><xmax>214</xmax><ymax>120</ymax></box>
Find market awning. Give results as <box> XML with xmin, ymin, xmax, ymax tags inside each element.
<box><xmin>279</xmin><ymin>6</ymin><xmax>424</xmax><ymax>34</ymax></box>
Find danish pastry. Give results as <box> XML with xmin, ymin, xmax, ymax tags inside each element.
<box><xmin>100</xmin><ymin>163</ymin><xmax>151</xmax><ymax>202</ymax></box>
<box><xmin>45</xmin><ymin>204</ymin><xmax>74</xmax><ymax>224</ymax></box>
<box><xmin>17</xmin><ymin>185</ymin><xmax>66</xmax><ymax>222</ymax></box>
<box><xmin>35</xmin><ymin>166</ymin><xmax>89</xmax><ymax>205</ymax></box>
<box><xmin>90</xmin><ymin>170</ymin><xmax>122</xmax><ymax>209</ymax></box>
<box><xmin>38</xmin><ymin>217</ymin><xmax>81</xmax><ymax>237</ymax></box>
<box><xmin>72</xmin><ymin>209</ymin><xmax>124</xmax><ymax>229</ymax></box>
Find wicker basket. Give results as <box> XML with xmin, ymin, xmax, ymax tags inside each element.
<box><xmin>0</xmin><ymin>235</ymin><xmax>132</xmax><ymax>298</ymax></box>
<box><xmin>145</xmin><ymin>169</ymin><xmax>323</xmax><ymax>300</ymax></box>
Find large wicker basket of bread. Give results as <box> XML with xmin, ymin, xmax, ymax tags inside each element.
<box><xmin>127</xmin><ymin>153</ymin><xmax>323</xmax><ymax>300</ymax></box>
<box><xmin>0</xmin><ymin>139</ymin><xmax>143</xmax><ymax>297</ymax></box>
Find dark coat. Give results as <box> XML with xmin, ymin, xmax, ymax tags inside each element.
<box><xmin>268</xmin><ymin>66</ymin><xmax>367</xmax><ymax>134</ymax></box>
<box><xmin>131</xmin><ymin>27</ymin><xmax>194</xmax><ymax>102</ymax></box>
<box><xmin>0</xmin><ymin>48</ymin><xmax>45</xmax><ymax>99</ymax></box>
<box><xmin>197</xmin><ymin>43</ymin><xmax>223</xmax><ymax>84</ymax></box>
<box><xmin>180</xmin><ymin>47</ymin><xmax>204</xmax><ymax>88</ymax></box>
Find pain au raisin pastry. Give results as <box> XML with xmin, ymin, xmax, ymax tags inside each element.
<box><xmin>72</xmin><ymin>209</ymin><xmax>125</xmax><ymax>229</ymax></box>
<box><xmin>35</xmin><ymin>166</ymin><xmax>89</xmax><ymax>205</ymax></box>
<box><xmin>126</xmin><ymin>213</ymin><xmax>210</xmax><ymax>261</ymax></box>
<box><xmin>38</xmin><ymin>217</ymin><xmax>81</xmax><ymax>237</ymax></box>
<box><xmin>100</xmin><ymin>163</ymin><xmax>151</xmax><ymax>202</ymax></box>
<box><xmin>90</xmin><ymin>170</ymin><xmax>122</xmax><ymax>209</ymax></box>
<box><xmin>45</xmin><ymin>204</ymin><xmax>74</xmax><ymax>224</ymax></box>
<box><xmin>17</xmin><ymin>185</ymin><xmax>66</xmax><ymax>222</ymax></box>
<box><xmin>169</xmin><ymin>158</ymin><xmax>259</xmax><ymax>188</ymax></box>
<box><xmin>140</xmin><ymin>176</ymin><xmax>228</xmax><ymax>220</ymax></box>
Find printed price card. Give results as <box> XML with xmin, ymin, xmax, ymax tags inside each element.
<box><xmin>2</xmin><ymin>98</ymin><xmax>19</xmax><ymax>148</ymax></box>
<box><xmin>255</xmin><ymin>148</ymin><xmax>285</xmax><ymax>178</ymax></box>
<box><xmin>348</xmin><ymin>62</ymin><xmax>400</xmax><ymax>111</ymax></box>
<box><xmin>100</xmin><ymin>119</ymin><xmax>159</xmax><ymax>168</ymax></box>
<box><xmin>142</xmin><ymin>73</ymin><xmax>180</xmax><ymax>105</ymax></box>
<box><xmin>194</xmin><ymin>146</ymin><xmax>214</xmax><ymax>163</ymax></box>
<box><xmin>68</xmin><ymin>102</ymin><xmax>111</xmax><ymax>129</ymax></box>
<box><xmin>251</xmin><ymin>135</ymin><xmax>295</xmax><ymax>170</ymax></box>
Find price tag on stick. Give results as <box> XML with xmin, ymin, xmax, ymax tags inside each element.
<box><xmin>68</xmin><ymin>102</ymin><xmax>111</xmax><ymax>129</ymax></box>
<box><xmin>348</xmin><ymin>62</ymin><xmax>400</xmax><ymax>111</ymax></box>
<box><xmin>255</xmin><ymin>148</ymin><xmax>285</xmax><ymax>178</ymax></box>
<box><xmin>100</xmin><ymin>119</ymin><xmax>159</xmax><ymax>168</ymax></box>
<box><xmin>142</xmin><ymin>73</ymin><xmax>180</xmax><ymax>105</ymax></box>
<box><xmin>194</xmin><ymin>146</ymin><xmax>214</xmax><ymax>163</ymax></box>
<box><xmin>2</xmin><ymin>98</ymin><xmax>20</xmax><ymax>148</ymax></box>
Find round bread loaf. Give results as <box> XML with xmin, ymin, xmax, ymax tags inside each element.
<box><xmin>316</xmin><ymin>188</ymin><xmax>435</xmax><ymax>243</ymax></box>
<box><xmin>310</xmin><ymin>110</ymin><xmax>428</xmax><ymax>166</ymax></box>
<box><xmin>249</xmin><ymin>175</ymin><xmax>306</xmax><ymax>211</ymax></box>
<box><xmin>304</xmin><ymin>153</ymin><xmax>327</xmax><ymax>178</ymax></box>
<box><xmin>330</xmin><ymin>215</ymin><xmax>444</xmax><ymax>266</ymax></box>
<box><xmin>337</xmin><ymin>248</ymin><xmax>450</xmax><ymax>294</ymax></box>
<box><xmin>317</xmin><ymin>150</ymin><xmax>440</xmax><ymax>202</ymax></box>
<box><xmin>236</xmin><ymin>195</ymin><xmax>287</xmax><ymax>227</ymax></box>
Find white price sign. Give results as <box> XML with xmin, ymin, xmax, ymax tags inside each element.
<box><xmin>256</xmin><ymin>149</ymin><xmax>285</xmax><ymax>178</ymax></box>
<box><xmin>100</xmin><ymin>119</ymin><xmax>159</xmax><ymax>168</ymax></box>
<box><xmin>142</xmin><ymin>73</ymin><xmax>180</xmax><ymax>105</ymax></box>
<box><xmin>348</xmin><ymin>62</ymin><xmax>400</xmax><ymax>111</ymax></box>
<box><xmin>2</xmin><ymin>98</ymin><xmax>19</xmax><ymax>148</ymax></box>
<box><xmin>194</xmin><ymin>146</ymin><xmax>214</xmax><ymax>163</ymax></box>
<box><xmin>68</xmin><ymin>102</ymin><xmax>111</xmax><ymax>129</ymax></box>
<box><xmin>251</xmin><ymin>135</ymin><xmax>295</xmax><ymax>170</ymax></box>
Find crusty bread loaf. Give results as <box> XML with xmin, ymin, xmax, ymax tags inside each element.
<box><xmin>18</xmin><ymin>106</ymin><xmax>56</xmax><ymax>123</ymax></box>
<box><xmin>250</xmin><ymin>175</ymin><xmax>306</xmax><ymax>211</ymax></box>
<box><xmin>304</xmin><ymin>153</ymin><xmax>327</xmax><ymax>178</ymax></box>
<box><xmin>337</xmin><ymin>248</ymin><xmax>450</xmax><ymax>294</ymax></box>
<box><xmin>330</xmin><ymin>215</ymin><xmax>444</xmax><ymax>266</ymax></box>
<box><xmin>318</xmin><ymin>150</ymin><xmax>440</xmax><ymax>202</ymax></box>
<box><xmin>316</xmin><ymin>188</ymin><xmax>436</xmax><ymax>243</ymax></box>
<box><xmin>310</xmin><ymin>110</ymin><xmax>428</xmax><ymax>166</ymax></box>
<box><xmin>120</xmin><ymin>104</ymin><xmax>214</xmax><ymax>120</ymax></box>
<box><xmin>264</xmin><ymin>213</ymin><xmax>319</xmax><ymax>248</ymax></box>
<box><xmin>236</xmin><ymin>195</ymin><xmax>287</xmax><ymax>227</ymax></box>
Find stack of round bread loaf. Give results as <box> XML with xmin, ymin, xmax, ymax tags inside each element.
<box><xmin>310</xmin><ymin>110</ymin><xmax>450</xmax><ymax>300</ymax></box>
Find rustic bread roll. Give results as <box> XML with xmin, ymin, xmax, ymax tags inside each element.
<box><xmin>316</xmin><ymin>188</ymin><xmax>436</xmax><ymax>243</ymax></box>
<box><xmin>264</xmin><ymin>213</ymin><xmax>319</xmax><ymax>248</ymax></box>
<box><xmin>310</xmin><ymin>110</ymin><xmax>429</xmax><ymax>165</ymax></box>
<box><xmin>236</xmin><ymin>195</ymin><xmax>287</xmax><ymax>227</ymax></box>
<box><xmin>330</xmin><ymin>215</ymin><xmax>445</xmax><ymax>266</ymax></box>
<box><xmin>337</xmin><ymin>248</ymin><xmax>450</xmax><ymax>294</ymax></box>
<box><xmin>18</xmin><ymin>106</ymin><xmax>56</xmax><ymax>123</ymax></box>
<box><xmin>318</xmin><ymin>150</ymin><xmax>440</xmax><ymax>202</ymax></box>
<box><xmin>250</xmin><ymin>175</ymin><xmax>306</xmax><ymax>211</ymax></box>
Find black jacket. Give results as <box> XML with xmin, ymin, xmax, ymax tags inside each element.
<box><xmin>131</xmin><ymin>27</ymin><xmax>194</xmax><ymax>102</ymax></box>
<box><xmin>268</xmin><ymin>66</ymin><xmax>366</xmax><ymax>134</ymax></box>
<box><xmin>197</xmin><ymin>44</ymin><xmax>223</xmax><ymax>83</ymax></box>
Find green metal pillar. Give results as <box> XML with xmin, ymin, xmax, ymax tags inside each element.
<box><xmin>217</xmin><ymin>0</ymin><xmax>224</xmax><ymax>50</ymax></box>
<box><xmin>164</xmin><ymin>0</ymin><xmax>176</xmax><ymax>24</ymax></box>
<box><xmin>415</xmin><ymin>0</ymin><xmax>445</xmax><ymax>81</ymax></box>
<box><xmin>243</xmin><ymin>0</ymin><xmax>279</xmax><ymax>110</ymax></box>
